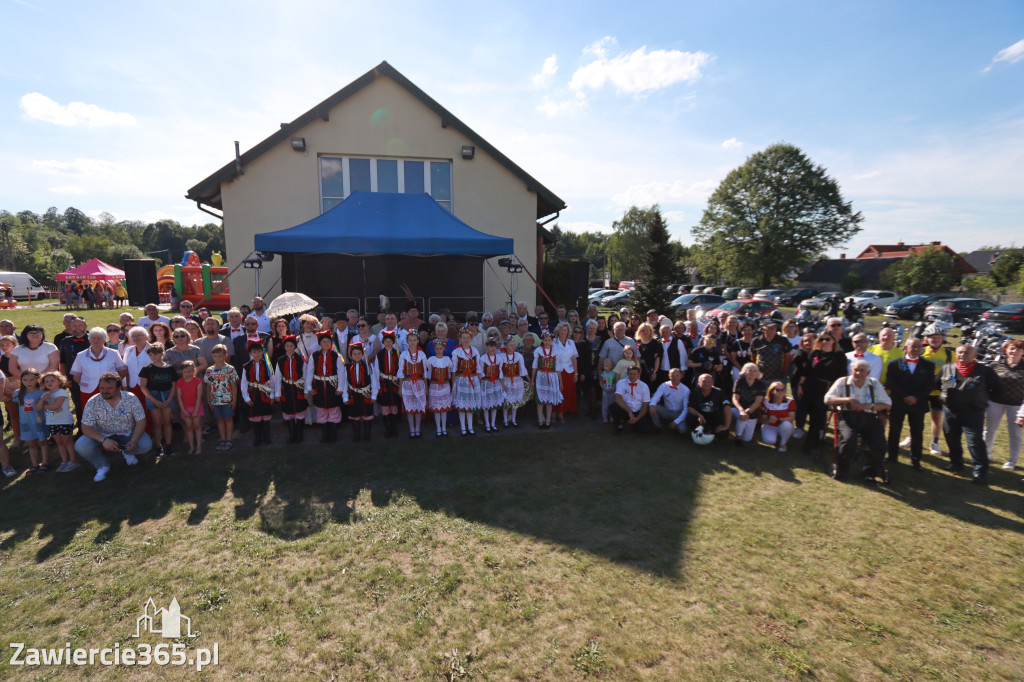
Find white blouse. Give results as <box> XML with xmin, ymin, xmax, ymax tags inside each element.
<box><xmin>551</xmin><ymin>338</ymin><xmax>579</xmax><ymax>373</ymax></box>
<box><xmin>121</xmin><ymin>343</ymin><xmax>152</xmax><ymax>388</ymax></box>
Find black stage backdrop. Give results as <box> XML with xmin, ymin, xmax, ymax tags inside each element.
<box><xmin>281</xmin><ymin>254</ymin><xmax>486</xmax><ymax>318</ymax></box>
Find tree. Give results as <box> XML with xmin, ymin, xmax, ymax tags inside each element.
<box><xmin>108</xmin><ymin>243</ymin><xmax>144</xmax><ymax>268</ymax></box>
<box><xmin>629</xmin><ymin>205</ymin><xmax>677</xmax><ymax>316</ymax></box>
<box><xmin>691</xmin><ymin>143</ymin><xmax>862</xmax><ymax>287</ymax></box>
<box><xmin>606</xmin><ymin>207</ymin><xmax>652</xmax><ymax>282</ymax></box>
<box><xmin>880</xmin><ymin>247</ymin><xmax>962</xmax><ymax>293</ymax></box>
<box><xmin>989</xmin><ymin>248</ymin><xmax>1024</xmax><ymax>287</ymax></box>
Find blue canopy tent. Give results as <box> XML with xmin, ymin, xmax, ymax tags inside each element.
<box><xmin>253</xmin><ymin>192</ymin><xmax>515</xmax><ymax>316</ymax></box>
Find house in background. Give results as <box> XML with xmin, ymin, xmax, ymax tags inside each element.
<box><xmin>961</xmin><ymin>249</ymin><xmax>1005</xmax><ymax>276</ymax></box>
<box><xmin>797</xmin><ymin>242</ymin><xmax>976</xmax><ymax>290</ymax></box>
<box><xmin>186</xmin><ymin>61</ymin><xmax>565</xmax><ymax>315</ymax></box>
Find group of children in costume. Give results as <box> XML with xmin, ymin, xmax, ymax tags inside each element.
<box><xmin>221</xmin><ymin>327</ymin><xmax>562</xmax><ymax>445</ymax></box>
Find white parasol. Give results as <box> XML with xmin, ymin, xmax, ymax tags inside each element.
<box><xmin>267</xmin><ymin>291</ymin><xmax>319</xmax><ymax>318</ymax></box>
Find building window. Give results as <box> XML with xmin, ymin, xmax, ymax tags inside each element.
<box><xmin>319</xmin><ymin>156</ymin><xmax>452</xmax><ymax>213</ymax></box>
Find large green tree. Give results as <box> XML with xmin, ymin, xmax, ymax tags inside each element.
<box><xmin>606</xmin><ymin>207</ymin><xmax>653</xmax><ymax>282</ymax></box>
<box><xmin>629</xmin><ymin>205</ymin><xmax>677</xmax><ymax>315</ymax></box>
<box><xmin>989</xmin><ymin>248</ymin><xmax>1024</xmax><ymax>287</ymax></box>
<box><xmin>692</xmin><ymin>143</ymin><xmax>862</xmax><ymax>287</ymax></box>
<box><xmin>880</xmin><ymin>246</ymin><xmax>962</xmax><ymax>293</ymax></box>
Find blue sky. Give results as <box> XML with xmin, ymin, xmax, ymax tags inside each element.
<box><xmin>1</xmin><ymin>0</ymin><xmax>1022</xmax><ymax>257</ymax></box>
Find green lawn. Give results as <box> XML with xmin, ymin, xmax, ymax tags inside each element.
<box><xmin>1</xmin><ymin>422</ymin><xmax>1023</xmax><ymax>679</ymax></box>
<box><xmin>1</xmin><ymin>304</ymin><xmax>1023</xmax><ymax>679</ymax></box>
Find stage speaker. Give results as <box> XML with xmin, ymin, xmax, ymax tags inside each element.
<box><xmin>569</xmin><ymin>260</ymin><xmax>590</xmax><ymax>303</ymax></box>
<box><xmin>123</xmin><ymin>259</ymin><xmax>159</xmax><ymax>306</ymax></box>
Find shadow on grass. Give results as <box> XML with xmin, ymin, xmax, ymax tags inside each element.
<box><xmin>1</xmin><ymin>424</ymin><xmax>1021</xmax><ymax>574</ymax></box>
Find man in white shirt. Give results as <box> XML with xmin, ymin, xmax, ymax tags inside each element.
<box><xmin>825</xmin><ymin>359</ymin><xmax>893</xmax><ymax>484</ymax></box>
<box><xmin>375</xmin><ymin>312</ymin><xmax>408</xmax><ymax>353</ymax></box>
<box><xmin>649</xmin><ymin>368</ymin><xmax>690</xmax><ymax>434</ymax></box>
<box><xmin>136</xmin><ymin>303</ymin><xmax>169</xmax><ymax>331</ymax></box>
<box><xmin>610</xmin><ymin>365</ymin><xmax>653</xmax><ymax>434</ymax></box>
<box><xmin>250</xmin><ymin>296</ymin><xmax>271</xmax><ymax>333</ymax></box>
<box><xmin>846</xmin><ymin>333</ymin><xmax>882</xmax><ymax>380</ymax></box>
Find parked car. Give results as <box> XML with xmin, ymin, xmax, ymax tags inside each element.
<box><xmin>601</xmin><ymin>289</ymin><xmax>635</xmax><ymax>307</ymax></box>
<box><xmin>737</xmin><ymin>288</ymin><xmax>756</xmax><ymax>299</ymax></box>
<box><xmin>702</xmin><ymin>285</ymin><xmax>726</xmax><ymax>296</ymax></box>
<box><xmin>588</xmin><ymin>289</ymin><xmax>619</xmax><ymax>306</ymax></box>
<box><xmin>721</xmin><ymin>287</ymin><xmax>742</xmax><ymax>301</ymax></box>
<box><xmin>849</xmin><ymin>290</ymin><xmax>901</xmax><ymax>309</ymax></box>
<box><xmin>753</xmin><ymin>289</ymin><xmax>787</xmax><ymax>302</ymax></box>
<box><xmin>705</xmin><ymin>299</ymin><xmax>780</xmax><ymax>320</ymax></box>
<box><xmin>923</xmin><ymin>298</ymin><xmax>998</xmax><ymax>324</ymax></box>
<box><xmin>672</xmin><ymin>293</ymin><xmax>726</xmax><ymax>314</ymax></box>
<box><xmin>617</xmin><ymin>280</ymin><xmax>640</xmax><ymax>291</ymax></box>
<box><xmin>884</xmin><ymin>294</ymin><xmax>950</xmax><ymax>321</ymax></box>
<box><xmin>676</xmin><ymin>284</ymin><xmax>695</xmax><ymax>294</ymax></box>
<box><xmin>981</xmin><ymin>303</ymin><xmax>1024</xmax><ymax>332</ymax></box>
<box><xmin>774</xmin><ymin>288</ymin><xmax>818</xmax><ymax>307</ymax></box>
<box><xmin>798</xmin><ymin>291</ymin><xmax>846</xmax><ymax>312</ymax></box>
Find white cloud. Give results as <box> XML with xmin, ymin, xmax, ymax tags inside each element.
<box><xmin>48</xmin><ymin>185</ymin><xmax>87</xmax><ymax>195</ymax></box>
<box><xmin>984</xmin><ymin>38</ymin><xmax>1024</xmax><ymax>71</ymax></box>
<box><xmin>851</xmin><ymin>170</ymin><xmax>881</xmax><ymax>180</ymax></box>
<box><xmin>532</xmin><ymin>54</ymin><xmax>558</xmax><ymax>87</ymax></box>
<box><xmin>569</xmin><ymin>44</ymin><xmax>711</xmax><ymax>94</ymax></box>
<box><xmin>19</xmin><ymin>92</ymin><xmax>136</xmax><ymax>127</ymax></box>
<box><xmin>558</xmin><ymin>220</ymin><xmax>612</xmax><ymax>234</ymax></box>
<box><xmin>612</xmin><ymin>179</ymin><xmax>718</xmax><ymax>208</ymax></box>
<box><xmin>536</xmin><ymin>93</ymin><xmax>586</xmax><ymax>117</ymax></box>
<box><xmin>582</xmin><ymin>36</ymin><xmax>617</xmax><ymax>59</ymax></box>
<box><xmin>662</xmin><ymin>210</ymin><xmax>687</xmax><ymax>226</ymax></box>
<box><xmin>32</xmin><ymin>158</ymin><xmax>124</xmax><ymax>178</ymax></box>
<box><xmin>721</xmin><ymin>137</ymin><xmax>743</xmax><ymax>150</ymax></box>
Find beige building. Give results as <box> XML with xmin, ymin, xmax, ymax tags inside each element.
<box><xmin>186</xmin><ymin>61</ymin><xmax>565</xmax><ymax>316</ymax></box>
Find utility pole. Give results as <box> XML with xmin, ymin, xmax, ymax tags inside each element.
<box><xmin>0</xmin><ymin>220</ymin><xmax>11</xmax><ymax>271</ymax></box>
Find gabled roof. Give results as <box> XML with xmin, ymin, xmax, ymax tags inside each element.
<box><xmin>796</xmin><ymin>257</ymin><xmax>900</xmax><ymax>285</ymax></box>
<box><xmin>961</xmin><ymin>249</ymin><xmax>1004</xmax><ymax>274</ymax></box>
<box><xmin>186</xmin><ymin>61</ymin><xmax>566</xmax><ymax>220</ymax></box>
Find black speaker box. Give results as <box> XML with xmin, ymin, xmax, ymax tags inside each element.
<box><xmin>123</xmin><ymin>259</ymin><xmax>159</xmax><ymax>307</ymax></box>
<box><xmin>569</xmin><ymin>260</ymin><xmax>590</xmax><ymax>303</ymax></box>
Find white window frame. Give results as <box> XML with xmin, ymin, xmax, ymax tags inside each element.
<box><xmin>319</xmin><ymin>155</ymin><xmax>452</xmax><ymax>213</ymax></box>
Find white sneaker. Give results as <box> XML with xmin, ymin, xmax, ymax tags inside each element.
<box><xmin>778</xmin><ymin>444</ymin><xmax>788</xmax><ymax>453</ymax></box>
<box><xmin>55</xmin><ymin>462</ymin><xmax>69</xmax><ymax>473</ymax></box>
<box><xmin>1002</xmin><ymin>462</ymin><xmax>1017</xmax><ymax>470</ymax></box>
<box><xmin>93</xmin><ymin>466</ymin><xmax>110</xmax><ymax>482</ymax></box>
<box><xmin>929</xmin><ymin>442</ymin><xmax>942</xmax><ymax>455</ymax></box>
<box><xmin>63</xmin><ymin>461</ymin><xmax>80</xmax><ymax>472</ymax></box>
<box><xmin>2</xmin><ymin>466</ymin><xmax>15</xmax><ymax>478</ymax></box>
<box><xmin>123</xmin><ymin>453</ymin><xmax>138</xmax><ymax>466</ymax></box>
<box><xmin>899</xmin><ymin>436</ymin><xmax>912</xmax><ymax>448</ymax></box>
<box><xmin>793</xmin><ymin>429</ymin><xmax>805</xmax><ymax>439</ymax></box>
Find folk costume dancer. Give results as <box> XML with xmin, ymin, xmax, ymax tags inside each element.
<box><xmin>532</xmin><ymin>332</ymin><xmax>563</xmax><ymax>428</ymax></box>
<box><xmin>304</xmin><ymin>330</ymin><xmax>344</xmax><ymax>443</ymax></box>
<box><xmin>274</xmin><ymin>335</ymin><xmax>309</xmax><ymax>443</ymax></box>
<box><xmin>342</xmin><ymin>342</ymin><xmax>379</xmax><ymax>442</ymax></box>
<box><xmin>375</xmin><ymin>331</ymin><xmax>402</xmax><ymax>438</ymax></box>
<box><xmin>451</xmin><ymin>330</ymin><xmax>481</xmax><ymax>436</ymax></box>
<box><xmin>500</xmin><ymin>336</ymin><xmax>528</xmax><ymax>428</ymax></box>
<box><xmin>426</xmin><ymin>338</ymin><xmax>453</xmax><ymax>437</ymax></box>
<box><xmin>296</xmin><ymin>315</ymin><xmax>322</xmax><ymax>426</ymax></box>
<box><xmin>479</xmin><ymin>338</ymin><xmax>504</xmax><ymax>432</ymax></box>
<box><xmin>398</xmin><ymin>334</ymin><xmax>428</xmax><ymax>439</ymax></box>
<box><xmin>240</xmin><ymin>340</ymin><xmax>277</xmax><ymax>447</ymax></box>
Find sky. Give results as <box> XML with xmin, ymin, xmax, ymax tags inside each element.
<box><xmin>1</xmin><ymin>0</ymin><xmax>1022</xmax><ymax>257</ymax></box>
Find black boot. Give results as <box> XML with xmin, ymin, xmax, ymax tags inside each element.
<box><xmin>262</xmin><ymin>421</ymin><xmax>272</xmax><ymax>446</ymax></box>
<box><xmin>388</xmin><ymin>414</ymin><xmax>399</xmax><ymax>438</ymax></box>
<box><xmin>351</xmin><ymin>421</ymin><xmax>361</xmax><ymax>443</ymax></box>
<box><xmin>321</xmin><ymin>422</ymin><xmax>330</xmax><ymax>444</ymax></box>
<box><xmin>326</xmin><ymin>422</ymin><xmax>337</xmax><ymax>443</ymax></box>
<box><xmin>253</xmin><ymin>422</ymin><xmax>263</xmax><ymax>447</ymax></box>
<box><xmin>294</xmin><ymin>421</ymin><xmax>304</xmax><ymax>444</ymax></box>
<box><xmin>363</xmin><ymin>420</ymin><xmax>372</xmax><ymax>442</ymax></box>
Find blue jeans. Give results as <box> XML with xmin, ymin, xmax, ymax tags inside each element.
<box><xmin>74</xmin><ymin>433</ymin><xmax>153</xmax><ymax>470</ymax></box>
<box><xmin>943</xmin><ymin>407</ymin><xmax>988</xmax><ymax>479</ymax></box>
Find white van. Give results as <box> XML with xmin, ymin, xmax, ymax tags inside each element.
<box><xmin>0</xmin><ymin>272</ymin><xmax>49</xmax><ymax>300</ymax></box>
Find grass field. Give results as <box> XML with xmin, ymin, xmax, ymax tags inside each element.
<box><xmin>1</xmin><ymin>304</ymin><xmax>1023</xmax><ymax>679</ymax></box>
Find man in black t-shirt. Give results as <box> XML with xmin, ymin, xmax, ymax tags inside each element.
<box><xmin>687</xmin><ymin>373</ymin><xmax>732</xmax><ymax>438</ymax></box>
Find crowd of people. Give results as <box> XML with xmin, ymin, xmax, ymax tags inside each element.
<box><xmin>0</xmin><ymin>295</ymin><xmax>1022</xmax><ymax>488</ymax></box>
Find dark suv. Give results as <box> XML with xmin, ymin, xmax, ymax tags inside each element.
<box><xmin>884</xmin><ymin>294</ymin><xmax>949</xmax><ymax>321</ymax></box>
<box><xmin>923</xmin><ymin>298</ymin><xmax>997</xmax><ymax>323</ymax></box>
<box><xmin>775</xmin><ymin>288</ymin><xmax>818</xmax><ymax>307</ymax></box>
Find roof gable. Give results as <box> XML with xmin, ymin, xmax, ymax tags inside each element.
<box><xmin>185</xmin><ymin>61</ymin><xmax>565</xmax><ymax>220</ymax></box>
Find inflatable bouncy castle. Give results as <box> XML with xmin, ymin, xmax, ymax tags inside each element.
<box><xmin>157</xmin><ymin>251</ymin><xmax>231</xmax><ymax>309</ymax></box>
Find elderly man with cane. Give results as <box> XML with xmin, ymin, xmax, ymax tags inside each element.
<box><xmin>825</xmin><ymin>359</ymin><xmax>892</xmax><ymax>485</ymax></box>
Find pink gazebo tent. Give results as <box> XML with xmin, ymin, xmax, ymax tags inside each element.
<box><xmin>56</xmin><ymin>258</ymin><xmax>125</xmax><ymax>282</ymax></box>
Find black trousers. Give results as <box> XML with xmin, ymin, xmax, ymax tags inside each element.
<box><xmin>609</xmin><ymin>403</ymin><xmax>653</xmax><ymax>434</ymax></box>
<box><xmin>834</xmin><ymin>411</ymin><xmax>887</xmax><ymax>478</ymax></box>
<box><xmin>943</xmin><ymin>407</ymin><xmax>988</xmax><ymax>478</ymax></box>
<box><xmin>888</xmin><ymin>403</ymin><xmax>926</xmax><ymax>462</ymax></box>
